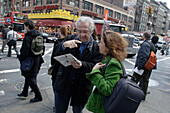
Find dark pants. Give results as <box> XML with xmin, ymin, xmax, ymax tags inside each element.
<box><xmin>22</xmin><ymin>75</ymin><xmax>41</xmax><ymax>97</ymax></box>
<box><xmin>55</xmin><ymin>91</ymin><xmax>85</xmax><ymax>113</ymax></box>
<box><xmin>132</xmin><ymin>69</ymin><xmax>151</xmax><ymax>100</ymax></box>
<box><xmin>7</xmin><ymin>40</ymin><xmax>18</xmax><ymax>56</ymax></box>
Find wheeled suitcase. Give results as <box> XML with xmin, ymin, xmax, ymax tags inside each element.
<box><xmin>103</xmin><ymin>59</ymin><xmax>144</xmax><ymax>113</ymax></box>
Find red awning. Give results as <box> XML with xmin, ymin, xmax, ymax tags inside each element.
<box><xmin>36</xmin><ymin>19</ymin><xmax>73</xmax><ymax>27</ymax></box>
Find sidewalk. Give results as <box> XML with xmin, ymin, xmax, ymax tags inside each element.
<box><xmin>0</xmin><ymin>86</ymin><xmax>170</xmax><ymax>113</ymax></box>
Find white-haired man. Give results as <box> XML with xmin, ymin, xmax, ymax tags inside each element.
<box><xmin>51</xmin><ymin>16</ymin><xmax>103</xmax><ymax>113</ymax></box>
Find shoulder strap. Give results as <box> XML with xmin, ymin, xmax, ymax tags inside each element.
<box><xmin>146</xmin><ymin>41</ymin><xmax>156</xmax><ymax>52</ymax></box>
<box><xmin>102</xmin><ymin>58</ymin><xmax>127</xmax><ymax>77</ymax></box>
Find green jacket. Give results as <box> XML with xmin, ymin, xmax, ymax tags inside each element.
<box><xmin>86</xmin><ymin>56</ymin><xmax>123</xmax><ymax>113</ymax></box>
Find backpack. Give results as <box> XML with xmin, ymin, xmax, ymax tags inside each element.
<box><xmin>144</xmin><ymin>42</ymin><xmax>157</xmax><ymax>71</ymax></box>
<box><xmin>103</xmin><ymin>58</ymin><xmax>144</xmax><ymax>113</ymax></box>
<box><xmin>31</xmin><ymin>36</ymin><xmax>44</xmax><ymax>55</ymax></box>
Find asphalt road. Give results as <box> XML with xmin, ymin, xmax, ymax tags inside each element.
<box><xmin>0</xmin><ymin>40</ymin><xmax>170</xmax><ymax>112</ymax></box>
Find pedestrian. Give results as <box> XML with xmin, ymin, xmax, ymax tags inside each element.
<box><xmin>165</xmin><ymin>42</ymin><xmax>169</xmax><ymax>55</ymax></box>
<box><xmin>17</xmin><ymin>19</ymin><xmax>44</xmax><ymax>102</ymax></box>
<box><xmin>92</xmin><ymin>26</ymin><xmax>99</xmax><ymax>42</ymax></box>
<box><xmin>132</xmin><ymin>31</ymin><xmax>156</xmax><ymax>101</ymax></box>
<box><xmin>7</xmin><ymin>27</ymin><xmax>19</xmax><ymax>57</ymax></box>
<box><xmin>1</xmin><ymin>24</ymin><xmax>10</xmax><ymax>53</ymax></box>
<box><xmin>52</xmin><ymin>16</ymin><xmax>103</xmax><ymax>113</ymax></box>
<box><xmin>161</xmin><ymin>42</ymin><xmax>166</xmax><ymax>55</ymax></box>
<box><xmin>85</xmin><ymin>30</ymin><xmax>128</xmax><ymax>113</ymax></box>
<box><xmin>49</xmin><ymin>25</ymin><xmax>69</xmax><ymax>111</ymax></box>
<box><xmin>139</xmin><ymin>35</ymin><xmax>159</xmax><ymax>90</ymax></box>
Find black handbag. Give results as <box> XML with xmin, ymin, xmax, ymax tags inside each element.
<box><xmin>20</xmin><ymin>57</ymin><xmax>34</xmax><ymax>71</ymax></box>
<box><xmin>102</xmin><ymin>58</ymin><xmax>144</xmax><ymax>113</ymax></box>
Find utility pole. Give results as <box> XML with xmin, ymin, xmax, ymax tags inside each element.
<box><xmin>60</xmin><ymin>0</ymin><xmax>62</xmax><ymax>9</ymax></box>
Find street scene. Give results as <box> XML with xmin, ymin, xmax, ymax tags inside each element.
<box><xmin>0</xmin><ymin>41</ymin><xmax>170</xmax><ymax>113</ymax></box>
<box><xmin>0</xmin><ymin>0</ymin><xmax>170</xmax><ymax>113</ymax></box>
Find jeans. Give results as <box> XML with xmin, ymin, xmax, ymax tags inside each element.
<box><xmin>55</xmin><ymin>91</ymin><xmax>84</xmax><ymax>113</ymax></box>
<box><xmin>132</xmin><ymin>69</ymin><xmax>151</xmax><ymax>100</ymax></box>
<box><xmin>7</xmin><ymin>40</ymin><xmax>18</xmax><ymax>56</ymax></box>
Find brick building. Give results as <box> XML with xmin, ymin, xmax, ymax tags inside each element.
<box><xmin>0</xmin><ymin>0</ymin><xmax>135</xmax><ymax>32</ymax></box>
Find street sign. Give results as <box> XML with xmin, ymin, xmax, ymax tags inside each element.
<box><xmin>7</xmin><ymin>18</ymin><xmax>11</xmax><ymax>23</ymax></box>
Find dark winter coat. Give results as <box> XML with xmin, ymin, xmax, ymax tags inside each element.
<box><xmin>2</xmin><ymin>27</ymin><xmax>10</xmax><ymax>39</ymax></box>
<box><xmin>135</xmin><ymin>40</ymin><xmax>156</xmax><ymax>70</ymax></box>
<box><xmin>18</xmin><ymin>29</ymin><xmax>44</xmax><ymax>77</ymax></box>
<box><xmin>52</xmin><ymin>35</ymin><xmax>103</xmax><ymax>106</ymax></box>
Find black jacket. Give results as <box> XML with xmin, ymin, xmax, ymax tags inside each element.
<box><xmin>18</xmin><ymin>29</ymin><xmax>44</xmax><ymax>77</ymax></box>
<box><xmin>52</xmin><ymin>35</ymin><xmax>103</xmax><ymax>106</ymax></box>
<box><xmin>2</xmin><ymin>27</ymin><xmax>10</xmax><ymax>39</ymax></box>
<box><xmin>135</xmin><ymin>40</ymin><xmax>156</xmax><ymax>69</ymax></box>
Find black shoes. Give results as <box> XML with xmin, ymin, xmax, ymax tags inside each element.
<box><xmin>17</xmin><ymin>93</ymin><xmax>28</xmax><ymax>97</ymax></box>
<box><xmin>30</xmin><ymin>97</ymin><xmax>42</xmax><ymax>102</ymax></box>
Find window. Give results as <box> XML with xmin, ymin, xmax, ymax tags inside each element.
<box><xmin>128</xmin><ymin>17</ymin><xmax>133</xmax><ymax>23</ymax></box>
<box><xmin>95</xmin><ymin>5</ymin><xmax>104</xmax><ymax>15</ymax></box>
<box><xmin>82</xmin><ymin>0</ymin><xmax>93</xmax><ymax>11</ymax></box>
<box><xmin>33</xmin><ymin>10</ymin><xmax>43</xmax><ymax>13</ymax></box>
<box><xmin>108</xmin><ymin>9</ymin><xmax>113</xmax><ymax>17</ymax></box>
<box><xmin>22</xmin><ymin>0</ymin><xmax>31</xmax><ymax>7</ymax></box>
<box><xmin>46</xmin><ymin>0</ymin><xmax>59</xmax><ymax>4</ymax></box>
<box><xmin>114</xmin><ymin>11</ymin><xmax>121</xmax><ymax>19</ymax></box>
<box><xmin>33</xmin><ymin>0</ymin><xmax>44</xmax><ymax>6</ymax></box>
<box><xmin>122</xmin><ymin>14</ymin><xmax>127</xmax><ymax>21</ymax></box>
<box><xmin>128</xmin><ymin>25</ymin><xmax>132</xmax><ymax>31</ymax></box>
<box><xmin>22</xmin><ymin>11</ymin><xmax>31</xmax><ymax>14</ymax></box>
<box><xmin>66</xmin><ymin>0</ymin><xmax>79</xmax><ymax>7</ymax></box>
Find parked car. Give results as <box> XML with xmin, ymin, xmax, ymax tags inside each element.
<box><xmin>41</xmin><ymin>32</ymin><xmax>57</xmax><ymax>43</ymax></box>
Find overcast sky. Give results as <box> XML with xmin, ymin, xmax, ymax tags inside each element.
<box><xmin>155</xmin><ymin>0</ymin><xmax>170</xmax><ymax>9</ymax></box>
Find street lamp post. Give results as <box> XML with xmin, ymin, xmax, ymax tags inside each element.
<box><xmin>72</xmin><ymin>8</ymin><xmax>77</xmax><ymax>35</ymax></box>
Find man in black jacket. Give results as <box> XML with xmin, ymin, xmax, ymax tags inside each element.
<box><xmin>52</xmin><ymin>16</ymin><xmax>103</xmax><ymax>113</ymax></box>
<box><xmin>132</xmin><ymin>32</ymin><xmax>156</xmax><ymax>100</ymax></box>
<box><xmin>17</xmin><ymin>19</ymin><xmax>44</xmax><ymax>102</ymax></box>
<box><xmin>1</xmin><ymin>24</ymin><xmax>10</xmax><ymax>53</ymax></box>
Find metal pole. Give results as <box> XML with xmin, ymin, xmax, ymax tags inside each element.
<box><xmin>60</xmin><ymin>0</ymin><xmax>62</xmax><ymax>9</ymax></box>
<box><xmin>7</xmin><ymin>0</ymin><xmax>9</xmax><ymax>13</ymax></box>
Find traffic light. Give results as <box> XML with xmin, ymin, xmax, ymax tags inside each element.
<box><xmin>146</xmin><ymin>7</ymin><xmax>149</xmax><ymax>14</ymax></box>
<box><xmin>149</xmin><ymin>7</ymin><xmax>152</xmax><ymax>14</ymax></box>
<box><xmin>151</xmin><ymin>8</ymin><xmax>153</xmax><ymax>14</ymax></box>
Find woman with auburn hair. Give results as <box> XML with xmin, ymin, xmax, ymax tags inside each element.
<box><xmin>86</xmin><ymin>30</ymin><xmax>128</xmax><ymax>113</ymax></box>
<box><xmin>60</xmin><ymin>25</ymin><xmax>68</xmax><ymax>39</ymax></box>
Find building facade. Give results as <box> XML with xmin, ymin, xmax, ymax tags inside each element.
<box><xmin>134</xmin><ymin>0</ymin><xmax>150</xmax><ymax>33</ymax></box>
<box><xmin>0</xmin><ymin>0</ymin><xmax>135</xmax><ymax>32</ymax></box>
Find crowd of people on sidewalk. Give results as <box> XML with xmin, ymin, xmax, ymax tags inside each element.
<box><xmin>1</xmin><ymin>16</ymin><xmax>170</xmax><ymax>113</ymax></box>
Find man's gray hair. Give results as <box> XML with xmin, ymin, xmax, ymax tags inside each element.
<box><xmin>76</xmin><ymin>16</ymin><xmax>94</xmax><ymax>32</ymax></box>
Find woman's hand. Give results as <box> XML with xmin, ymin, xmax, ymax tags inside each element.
<box><xmin>92</xmin><ymin>63</ymin><xmax>105</xmax><ymax>71</ymax></box>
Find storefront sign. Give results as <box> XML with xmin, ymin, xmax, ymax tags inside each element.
<box><xmin>35</xmin><ymin>5</ymin><xmax>58</xmax><ymax>10</ymax></box>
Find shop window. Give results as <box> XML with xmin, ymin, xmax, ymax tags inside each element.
<box><xmin>66</xmin><ymin>0</ymin><xmax>79</xmax><ymax>7</ymax></box>
<box><xmin>82</xmin><ymin>0</ymin><xmax>93</xmax><ymax>11</ymax></box>
<box><xmin>95</xmin><ymin>5</ymin><xmax>104</xmax><ymax>15</ymax></box>
<box><xmin>22</xmin><ymin>10</ymin><xmax>31</xmax><ymax>14</ymax></box>
<box><xmin>22</xmin><ymin>0</ymin><xmax>31</xmax><ymax>7</ymax></box>
<box><xmin>33</xmin><ymin>0</ymin><xmax>44</xmax><ymax>6</ymax></box>
<box><xmin>128</xmin><ymin>25</ymin><xmax>132</xmax><ymax>31</ymax></box>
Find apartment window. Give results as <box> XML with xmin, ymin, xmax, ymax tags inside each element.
<box><xmin>95</xmin><ymin>5</ymin><xmax>104</xmax><ymax>15</ymax></box>
<box><xmin>108</xmin><ymin>9</ymin><xmax>113</xmax><ymax>17</ymax></box>
<box><xmin>82</xmin><ymin>0</ymin><xmax>93</xmax><ymax>11</ymax></box>
<box><xmin>33</xmin><ymin>0</ymin><xmax>44</xmax><ymax>6</ymax></box>
<box><xmin>114</xmin><ymin>11</ymin><xmax>121</xmax><ymax>19</ymax></box>
<box><xmin>46</xmin><ymin>0</ymin><xmax>59</xmax><ymax>4</ymax></box>
<box><xmin>122</xmin><ymin>14</ymin><xmax>127</xmax><ymax>21</ymax></box>
<box><xmin>129</xmin><ymin>17</ymin><xmax>133</xmax><ymax>23</ymax></box>
<box><xmin>128</xmin><ymin>25</ymin><xmax>132</xmax><ymax>31</ymax></box>
<box><xmin>66</xmin><ymin>0</ymin><xmax>79</xmax><ymax>7</ymax></box>
<box><xmin>22</xmin><ymin>0</ymin><xmax>31</xmax><ymax>7</ymax></box>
